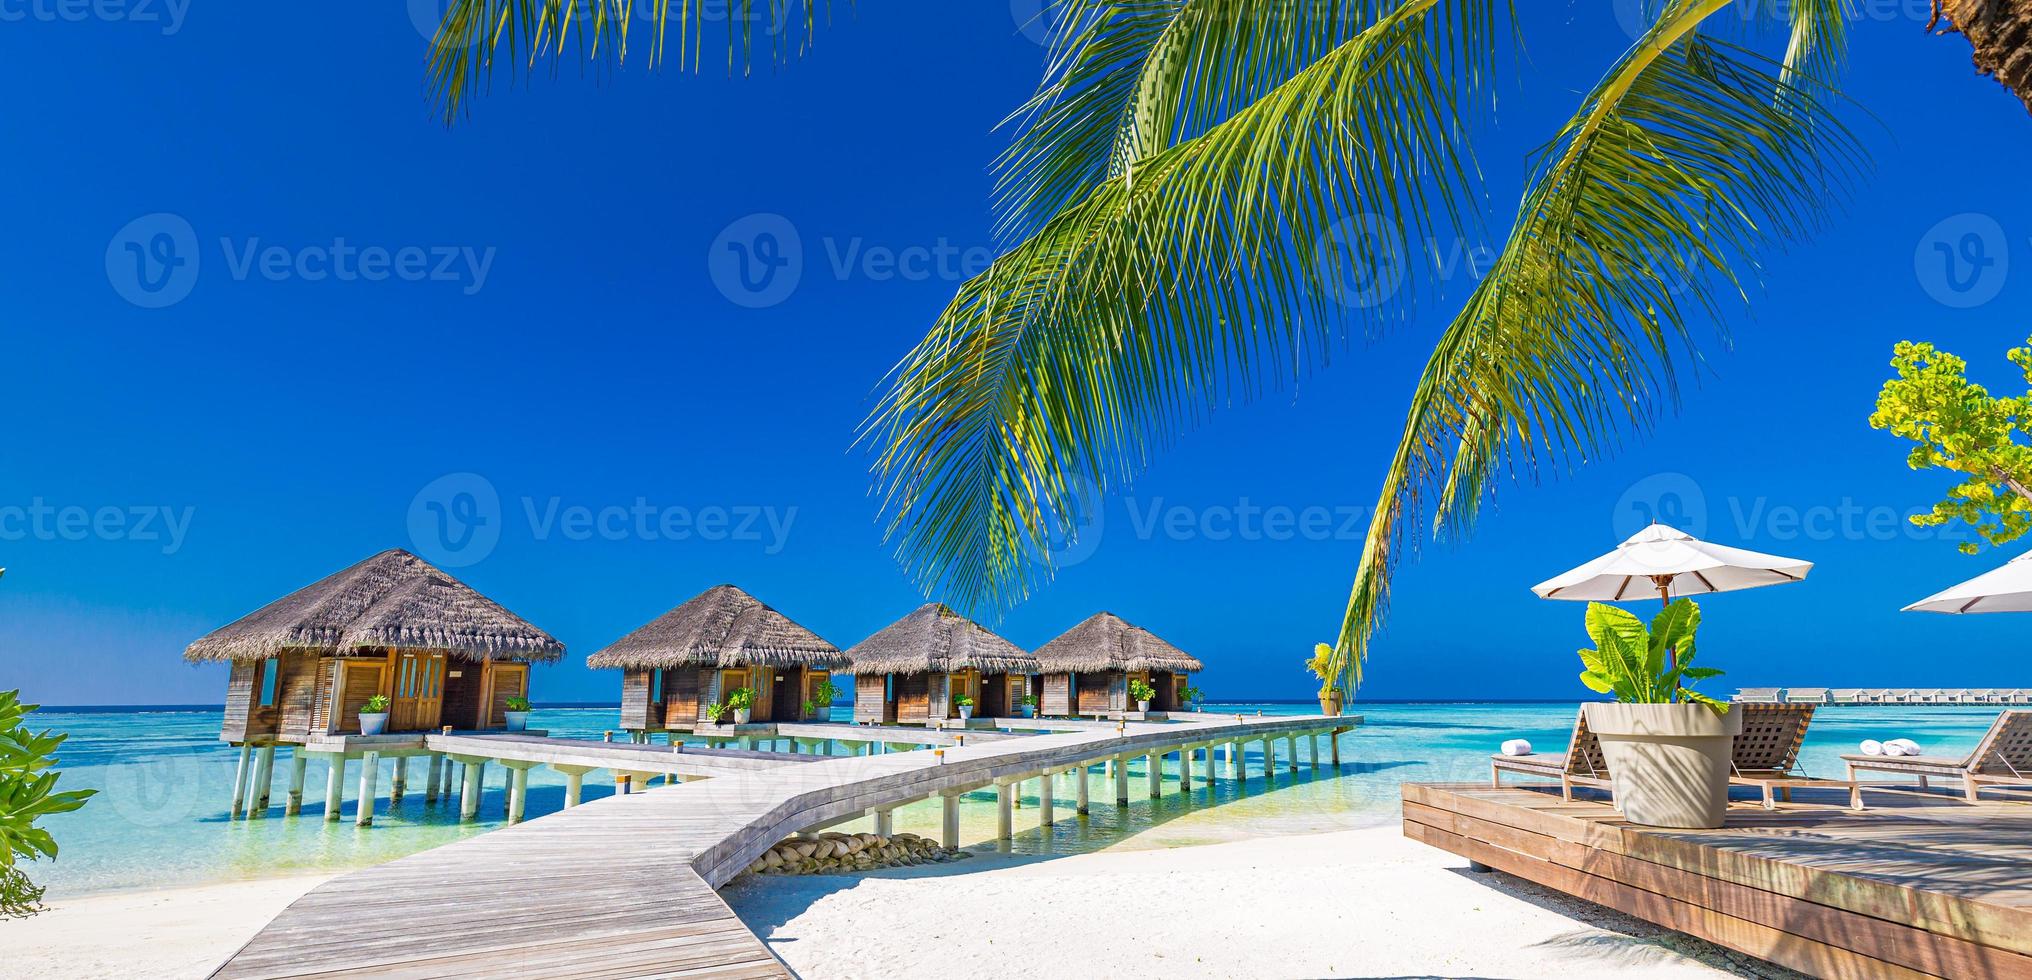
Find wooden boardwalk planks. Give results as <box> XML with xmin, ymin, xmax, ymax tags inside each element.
<box><xmin>1403</xmin><ymin>782</ymin><xmax>2032</xmax><ymax>980</ymax></box>
<box><xmin>215</xmin><ymin>714</ymin><xmax>1350</xmax><ymax>978</ymax></box>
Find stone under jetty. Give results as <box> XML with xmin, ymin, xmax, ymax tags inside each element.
<box><xmin>748</xmin><ymin>831</ymin><xmax>968</xmax><ymax>875</ymax></box>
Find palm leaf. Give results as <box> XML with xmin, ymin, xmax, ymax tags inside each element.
<box><xmin>422</xmin><ymin>0</ymin><xmax>834</xmax><ymax>123</ymax></box>
<box><xmin>1326</xmin><ymin>0</ymin><xmax>1864</xmax><ymax>692</ymax></box>
<box><xmin>866</xmin><ymin>0</ymin><xmax>1498</xmax><ymax>618</ymax></box>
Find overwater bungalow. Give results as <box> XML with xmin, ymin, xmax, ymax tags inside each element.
<box><xmin>590</xmin><ymin>584</ymin><xmax>847</xmax><ymax>735</ymax></box>
<box><xmin>1733</xmin><ymin>688</ymin><xmax>1783</xmax><ymax>704</ymax></box>
<box><xmin>184</xmin><ymin>548</ymin><xmax>565</xmax><ymax>743</ymax></box>
<box><xmin>1887</xmin><ymin>688</ymin><xmax>1917</xmax><ymax>703</ymax></box>
<box><xmin>1829</xmin><ymin>689</ymin><xmax>1865</xmax><ymax>704</ymax></box>
<box><xmin>1914</xmin><ymin>688</ymin><xmax>1945</xmax><ymax>704</ymax></box>
<box><xmin>843</xmin><ymin>603</ymin><xmax>1040</xmax><ymax>725</ymax></box>
<box><xmin>1034</xmin><ymin>611</ymin><xmax>1203</xmax><ymax>717</ymax></box>
<box><xmin>1785</xmin><ymin>687</ymin><xmax>1829</xmax><ymax>705</ymax></box>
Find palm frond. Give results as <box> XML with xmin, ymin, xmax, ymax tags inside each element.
<box><xmin>994</xmin><ymin>0</ymin><xmax>1427</xmax><ymax>242</ymax></box>
<box><xmin>1328</xmin><ymin>0</ymin><xmax>1865</xmax><ymax>691</ymax></box>
<box><xmin>867</xmin><ymin>0</ymin><xmax>1497</xmax><ymax>616</ymax></box>
<box><xmin>424</xmin><ymin>0</ymin><xmax>833</xmax><ymax>123</ymax></box>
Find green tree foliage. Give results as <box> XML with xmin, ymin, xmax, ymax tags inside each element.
<box><xmin>1869</xmin><ymin>338</ymin><xmax>2032</xmax><ymax>554</ymax></box>
<box><xmin>1576</xmin><ymin>600</ymin><xmax>1724</xmax><ymax>710</ymax></box>
<box><xmin>1</xmin><ymin>690</ymin><xmax>95</xmax><ymax>918</ymax></box>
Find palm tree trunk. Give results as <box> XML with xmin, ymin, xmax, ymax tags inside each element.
<box><xmin>1937</xmin><ymin>0</ymin><xmax>2032</xmax><ymax>112</ymax></box>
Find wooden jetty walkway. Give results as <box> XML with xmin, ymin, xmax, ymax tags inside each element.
<box><xmin>214</xmin><ymin>713</ymin><xmax>1351</xmax><ymax>978</ymax></box>
<box><xmin>1405</xmin><ymin>782</ymin><xmax>2032</xmax><ymax>979</ymax></box>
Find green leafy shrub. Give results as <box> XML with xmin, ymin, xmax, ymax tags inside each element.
<box><xmin>953</xmin><ymin>694</ymin><xmax>974</xmax><ymax>707</ymax></box>
<box><xmin>1019</xmin><ymin>693</ymin><xmax>1038</xmax><ymax>707</ymax></box>
<box><xmin>803</xmin><ymin>680</ymin><xmax>842</xmax><ymax>716</ymax></box>
<box><xmin>363</xmin><ymin>694</ymin><xmax>391</xmax><ymax>713</ymax></box>
<box><xmin>1128</xmin><ymin>679</ymin><xmax>1156</xmax><ymax>703</ymax></box>
<box><xmin>1576</xmin><ymin>600</ymin><xmax>1725</xmax><ymax>711</ymax></box>
<box><xmin>724</xmin><ymin>687</ymin><xmax>756</xmax><ymax>710</ymax></box>
<box><xmin>504</xmin><ymin>696</ymin><xmax>531</xmax><ymax>712</ymax></box>
<box><xmin>1</xmin><ymin>690</ymin><xmax>95</xmax><ymax>918</ymax></box>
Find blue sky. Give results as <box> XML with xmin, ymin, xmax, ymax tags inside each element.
<box><xmin>3</xmin><ymin>2</ymin><xmax>2030</xmax><ymax>706</ymax></box>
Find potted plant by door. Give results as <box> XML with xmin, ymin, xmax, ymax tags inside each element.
<box><xmin>358</xmin><ymin>694</ymin><xmax>391</xmax><ymax>736</ymax></box>
<box><xmin>503</xmin><ymin>695</ymin><xmax>532</xmax><ymax>732</ymax></box>
<box><xmin>704</xmin><ymin>701</ymin><xmax>730</xmax><ymax>727</ymax></box>
<box><xmin>1182</xmin><ymin>686</ymin><xmax>1206</xmax><ymax>713</ymax></box>
<box><xmin>725</xmin><ymin>687</ymin><xmax>756</xmax><ymax>725</ymax></box>
<box><xmin>1128</xmin><ymin>680</ymin><xmax>1155</xmax><ymax>714</ymax></box>
<box><xmin>1309</xmin><ymin>644</ymin><xmax>1345</xmax><ymax>716</ymax></box>
<box><xmin>954</xmin><ymin>694</ymin><xmax>975</xmax><ymax>722</ymax></box>
<box><xmin>1577</xmin><ymin>599</ymin><xmax>1739</xmax><ymax>829</ymax></box>
<box><xmin>802</xmin><ymin>680</ymin><xmax>842</xmax><ymax>722</ymax></box>
<box><xmin>1018</xmin><ymin>693</ymin><xmax>1038</xmax><ymax>718</ymax></box>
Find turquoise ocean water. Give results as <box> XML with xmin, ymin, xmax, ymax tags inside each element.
<box><xmin>26</xmin><ymin>702</ymin><xmax>2006</xmax><ymax>898</ymax></box>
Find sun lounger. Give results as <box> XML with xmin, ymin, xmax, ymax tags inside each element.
<box><xmin>1490</xmin><ymin>710</ymin><xmax>1613</xmax><ymax>802</ymax></box>
<box><xmin>1844</xmin><ymin>710</ymin><xmax>2032</xmax><ymax>803</ymax></box>
<box><xmin>1729</xmin><ymin>703</ymin><xmax>1862</xmax><ymax>810</ymax></box>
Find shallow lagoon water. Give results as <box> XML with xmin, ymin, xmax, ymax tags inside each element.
<box><xmin>29</xmin><ymin>701</ymin><xmax>2007</xmax><ymax>897</ymax></box>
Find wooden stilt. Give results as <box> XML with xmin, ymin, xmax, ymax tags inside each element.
<box><xmin>1181</xmin><ymin>745</ymin><xmax>1194</xmax><ymax>791</ymax></box>
<box><xmin>873</xmin><ymin>807</ymin><xmax>895</xmax><ymax>836</ymax></box>
<box><xmin>356</xmin><ymin>751</ymin><xmax>380</xmax><ymax>827</ymax></box>
<box><xmin>248</xmin><ymin>745</ymin><xmax>276</xmax><ymax>818</ymax></box>
<box><xmin>459</xmin><ymin>758</ymin><xmax>484</xmax><ymax>820</ymax></box>
<box><xmin>1145</xmin><ymin>752</ymin><xmax>1161</xmax><ymax>798</ymax></box>
<box><xmin>1227</xmin><ymin>740</ymin><xmax>1241</xmax><ymax>780</ymax></box>
<box><xmin>996</xmin><ymin>782</ymin><xmax>1014</xmax><ymax>840</ymax></box>
<box><xmin>1331</xmin><ymin>728</ymin><xmax>1342</xmax><ymax>765</ymax></box>
<box><xmin>230</xmin><ymin>743</ymin><xmax>253</xmax><ymax>819</ymax></box>
<box><xmin>1075</xmin><ymin>766</ymin><xmax>1090</xmax><ymax>814</ymax></box>
<box><xmin>555</xmin><ymin>764</ymin><xmax>593</xmax><ymax>807</ymax></box>
<box><xmin>425</xmin><ymin>754</ymin><xmax>443</xmax><ymax>805</ymax></box>
<box><xmin>1039</xmin><ymin>772</ymin><xmax>1054</xmax><ymax>826</ymax></box>
<box><xmin>1264</xmin><ymin>737</ymin><xmax>1277</xmax><ymax>779</ymax></box>
<box><xmin>285</xmin><ymin>750</ymin><xmax>308</xmax><ymax>816</ymax></box>
<box><xmin>391</xmin><ymin>757</ymin><xmax>409</xmax><ymax>803</ymax></box>
<box><xmin>1114</xmin><ymin>754</ymin><xmax>1130</xmax><ymax>805</ymax></box>
<box><xmin>940</xmin><ymin>792</ymin><xmax>961</xmax><ymax>849</ymax></box>
<box><xmin>506</xmin><ymin>763</ymin><xmax>532</xmax><ymax>824</ymax></box>
<box><xmin>323</xmin><ymin>755</ymin><xmax>346</xmax><ymax>822</ymax></box>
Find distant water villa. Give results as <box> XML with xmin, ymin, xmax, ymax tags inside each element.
<box><xmin>1734</xmin><ymin>686</ymin><xmax>2032</xmax><ymax>705</ymax></box>
<box><xmin>843</xmin><ymin>603</ymin><xmax>1039</xmax><ymax>725</ymax></box>
<box><xmin>1034</xmin><ymin>611</ymin><xmax>1203</xmax><ymax>717</ymax></box>
<box><xmin>183</xmin><ymin>548</ymin><xmax>565</xmax><ymax>817</ymax></box>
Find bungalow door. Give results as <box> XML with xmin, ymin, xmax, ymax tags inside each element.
<box><xmin>390</xmin><ymin>651</ymin><xmax>446</xmax><ymax>732</ymax></box>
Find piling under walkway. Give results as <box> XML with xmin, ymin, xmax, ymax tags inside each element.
<box><xmin>212</xmin><ymin>713</ymin><xmax>1351</xmax><ymax>978</ymax></box>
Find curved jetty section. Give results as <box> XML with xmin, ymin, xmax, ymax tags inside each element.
<box><xmin>214</xmin><ymin>713</ymin><xmax>1351</xmax><ymax>978</ymax></box>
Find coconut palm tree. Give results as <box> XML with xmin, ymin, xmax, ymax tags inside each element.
<box><xmin>858</xmin><ymin>0</ymin><xmax>1875</xmax><ymax>695</ymax></box>
<box><xmin>419</xmin><ymin>2</ymin><xmax>2021</xmax><ymax>695</ymax></box>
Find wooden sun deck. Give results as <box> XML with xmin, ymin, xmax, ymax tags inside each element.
<box><xmin>216</xmin><ymin>714</ymin><xmax>1352</xmax><ymax>978</ymax></box>
<box><xmin>1404</xmin><ymin>781</ymin><xmax>2032</xmax><ymax>979</ymax></box>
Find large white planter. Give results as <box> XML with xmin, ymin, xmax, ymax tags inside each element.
<box><xmin>1584</xmin><ymin>702</ymin><xmax>1743</xmax><ymax>829</ymax></box>
<box><xmin>358</xmin><ymin>712</ymin><xmax>389</xmax><ymax>737</ymax></box>
<box><xmin>503</xmin><ymin>710</ymin><xmax>530</xmax><ymax>732</ymax></box>
<box><xmin>958</xmin><ymin>705</ymin><xmax>974</xmax><ymax>722</ymax></box>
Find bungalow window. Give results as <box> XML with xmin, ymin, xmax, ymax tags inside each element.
<box><xmin>258</xmin><ymin>656</ymin><xmax>280</xmax><ymax>707</ymax></box>
<box><xmin>650</xmin><ymin>668</ymin><xmax>664</xmax><ymax>704</ymax></box>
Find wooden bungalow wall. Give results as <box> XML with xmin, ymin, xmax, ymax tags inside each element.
<box><xmin>1041</xmin><ymin>674</ymin><xmax>1072</xmax><ymax>717</ymax></box>
<box><xmin>853</xmin><ymin>677</ymin><xmax>895</xmax><ymax>724</ymax></box>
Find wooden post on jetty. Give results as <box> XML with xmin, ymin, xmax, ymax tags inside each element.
<box><xmin>356</xmin><ymin>751</ymin><xmax>380</xmax><ymax>827</ymax></box>
<box><xmin>323</xmin><ymin>755</ymin><xmax>346</xmax><ymax>822</ymax></box>
<box><xmin>285</xmin><ymin>750</ymin><xmax>308</xmax><ymax>816</ymax></box>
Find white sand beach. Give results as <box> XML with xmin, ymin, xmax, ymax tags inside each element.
<box><xmin>6</xmin><ymin>874</ymin><xmax>333</xmax><ymax>980</ymax></box>
<box><xmin>727</xmin><ymin>824</ymin><xmax>1782</xmax><ymax>979</ymax></box>
<box><xmin>7</xmin><ymin>827</ymin><xmax>1784</xmax><ymax>980</ymax></box>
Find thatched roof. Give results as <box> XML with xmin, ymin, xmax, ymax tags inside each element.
<box><xmin>1033</xmin><ymin>612</ymin><xmax>1203</xmax><ymax>674</ymax></box>
<box><xmin>184</xmin><ymin>549</ymin><xmax>565</xmax><ymax>664</ymax></box>
<box><xmin>585</xmin><ymin>584</ymin><xmax>846</xmax><ymax>670</ymax></box>
<box><xmin>843</xmin><ymin>604</ymin><xmax>1038</xmax><ymax>677</ymax></box>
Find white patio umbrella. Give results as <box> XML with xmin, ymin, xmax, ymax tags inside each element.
<box><xmin>1903</xmin><ymin>549</ymin><xmax>2032</xmax><ymax>613</ymax></box>
<box><xmin>1531</xmin><ymin>522</ymin><xmax>1814</xmax><ymax>671</ymax></box>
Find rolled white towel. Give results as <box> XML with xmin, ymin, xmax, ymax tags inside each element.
<box><xmin>1859</xmin><ymin>739</ymin><xmax>1883</xmax><ymax>756</ymax></box>
<box><xmin>1886</xmin><ymin>738</ymin><xmax>1922</xmax><ymax>757</ymax></box>
<box><xmin>1500</xmin><ymin>738</ymin><xmax>1533</xmax><ymax>757</ymax></box>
